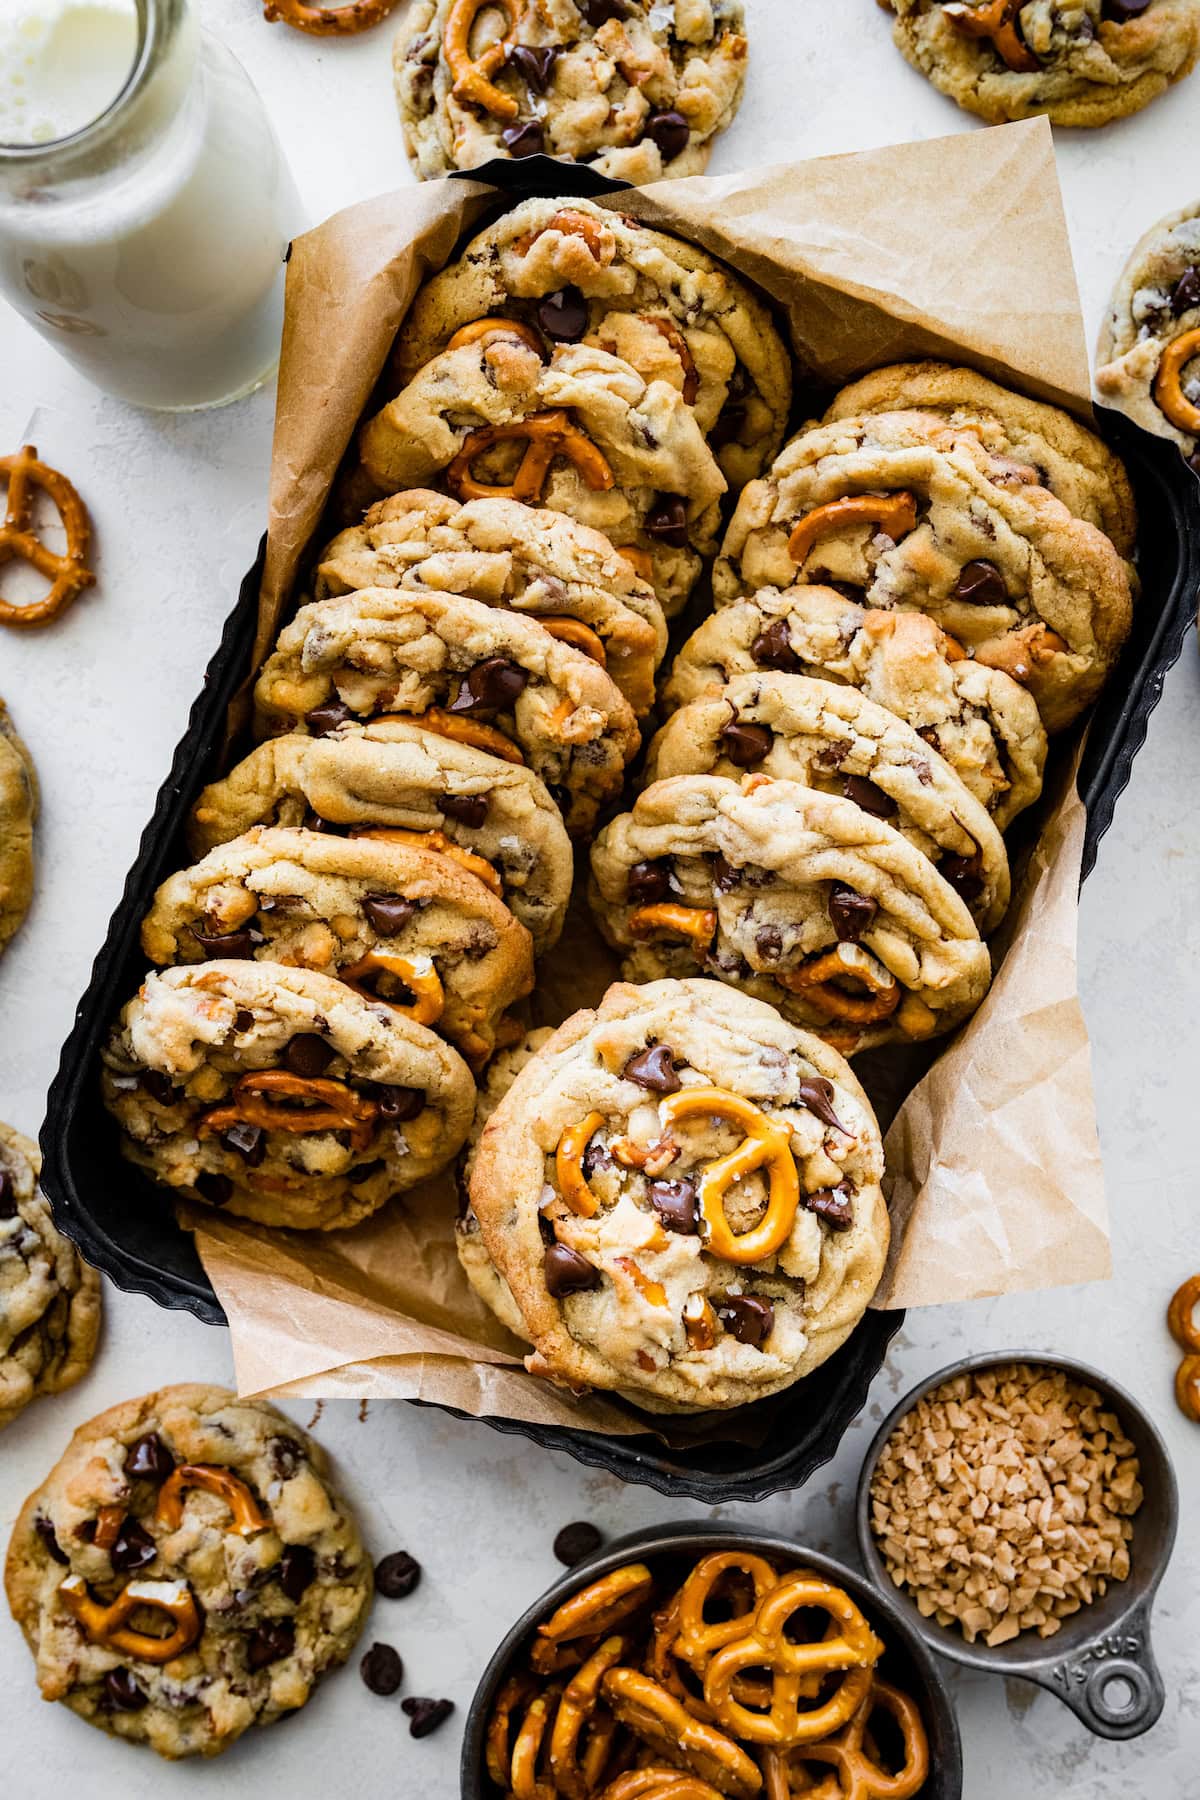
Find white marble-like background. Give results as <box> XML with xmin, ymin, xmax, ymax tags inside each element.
<box><xmin>2</xmin><ymin>1</ymin><xmax>1199</xmax><ymax>1794</ymax></box>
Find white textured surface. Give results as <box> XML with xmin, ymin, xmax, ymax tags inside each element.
<box><xmin>2</xmin><ymin>1</ymin><xmax>1199</xmax><ymax>1794</ymax></box>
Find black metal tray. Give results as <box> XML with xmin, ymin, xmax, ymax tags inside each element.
<box><xmin>38</xmin><ymin>163</ymin><xmax>1200</xmax><ymax>1503</ymax></box>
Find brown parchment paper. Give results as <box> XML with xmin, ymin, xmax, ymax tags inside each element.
<box><xmin>194</xmin><ymin>117</ymin><xmax>1110</xmax><ymax>1429</ymax></box>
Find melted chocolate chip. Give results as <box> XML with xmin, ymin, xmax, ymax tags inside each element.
<box><xmin>828</xmin><ymin>883</ymin><xmax>878</xmax><ymax>944</ymax></box>
<box><xmin>369</xmin><ymin>1084</ymin><xmax>425</xmax><ymax>1123</ymax></box>
<box><xmin>953</xmin><ymin>560</ymin><xmax>1008</xmax><ymax>607</ymax></box>
<box><xmin>448</xmin><ymin>657</ymin><xmax>529</xmax><ymax>715</ymax></box>
<box><xmin>537</xmin><ymin>286</ymin><xmax>589</xmax><ymax>342</ymax></box>
<box><xmin>347</xmin><ymin>1158</ymin><xmax>386</xmax><ymax>1186</ymax></box>
<box><xmin>647</xmin><ymin>1177</ymin><xmax>699</xmax><ymax>1235</ymax></box>
<box><xmin>719</xmin><ymin>717</ymin><xmax>772</xmax><ymax>768</ymax></box>
<box><xmin>803</xmin><ymin>1181</ymin><xmax>855</xmax><ymax>1231</ymax></box>
<box><xmin>643</xmin><ymin>496</ymin><xmax>688</xmax><ymax>548</ymax></box>
<box><xmin>138</xmin><ymin>1069</ymin><xmax>176</xmax><ymax>1106</ymax></box>
<box><xmin>362</xmin><ymin>894</ymin><xmax>416</xmax><ymax>936</ymax></box>
<box><xmin>284</xmin><ymin>1034</ymin><xmax>334</xmax><ymax>1079</ymax></box>
<box><xmin>581</xmin><ymin>0</ymin><xmax>627</xmax><ymax>20</ymax></box>
<box><xmin>1171</xmin><ymin>267</ymin><xmax>1200</xmax><ymax>315</ymax></box>
<box><xmin>581</xmin><ymin>1139</ymin><xmax>613</xmax><ymax>1178</ymax></box>
<box><xmin>797</xmin><ymin>1077</ymin><xmax>848</xmax><ymax>1134</ymax></box>
<box><xmin>643</xmin><ymin>109</ymin><xmax>689</xmax><ymax>163</ymax></box>
<box><xmin>755</xmin><ymin>924</ymin><xmax>782</xmax><ymax>962</ymax></box>
<box><xmin>626</xmin><ymin>858</ymin><xmax>673</xmax><ymax>905</ymax></box>
<box><xmin>939</xmin><ymin>853</ymin><xmax>984</xmax><ymax>904</ymax></box>
<box><xmin>361</xmin><ymin>1642</ymin><xmax>405</xmax><ymax>1696</ymax></box>
<box><xmin>622</xmin><ymin>1043</ymin><xmax>682</xmax><ymax>1093</ymax></box>
<box><xmin>1102</xmin><ymin>0</ymin><xmax>1153</xmax><ymax>17</ymax></box>
<box><xmin>502</xmin><ymin>120</ymin><xmax>545</xmax><ymax>157</ymax></box>
<box><xmin>544</xmin><ymin>1244</ymin><xmax>601</xmax><ymax>1298</ymax></box>
<box><xmin>234</xmin><ymin>1009</ymin><xmax>255</xmax><ymax>1033</ymax></box>
<box><xmin>195</xmin><ymin>1172</ymin><xmax>233</xmax><ymax>1207</ymax></box>
<box><xmin>305</xmin><ymin>699</ymin><xmax>352</xmax><ymax>735</ymax></box>
<box><xmin>103</xmin><ymin>1668</ymin><xmax>149</xmax><ymax>1712</ymax></box>
<box><xmin>269</xmin><ymin>1437</ymin><xmax>304</xmax><ymax>1480</ymax></box>
<box><xmin>0</xmin><ymin>1170</ymin><xmax>15</xmax><ymax>1219</ymax></box>
<box><xmin>375</xmin><ymin>1550</ymin><xmax>422</xmax><ymax>1600</ymax></box>
<box><xmin>710</xmin><ymin>401</ymin><xmax>748</xmax><ymax>452</ymax></box>
<box><xmin>717</xmin><ymin>1295</ymin><xmax>775</xmax><ymax>1346</ymax></box>
<box><xmin>34</xmin><ymin>1515</ymin><xmax>68</xmax><ymax>1564</ymax></box>
<box><xmin>842</xmin><ymin>775</ymin><xmax>897</xmax><ymax>820</ymax></box>
<box><xmin>711</xmin><ymin>852</ymin><xmax>739</xmax><ymax>893</ymax></box>
<box><xmin>246</xmin><ymin>1621</ymin><xmax>296</xmax><ymax>1671</ymax></box>
<box><xmin>221</xmin><ymin>1122</ymin><xmax>265</xmax><ymax>1166</ymax></box>
<box><xmin>553</xmin><ymin>1521</ymin><xmax>604</xmax><ymax>1566</ymax></box>
<box><xmin>125</xmin><ymin>1433</ymin><xmax>175</xmax><ymax>1481</ymax></box>
<box><xmin>403</xmin><ymin>1697</ymin><xmax>455</xmax><ymax>1738</ymax></box>
<box><xmin>190</xmin><ymin>922</ymin><xmax>262</xmax><ymax>959</ymax></box>
<box><xmin>440</xmin><ymin>792</ymin><xmax>489</xmax><ymax>827</ymax></box>
<box><xmin>111</xmin><ymin>1520</ymin><xmax>157</xmax><ymax>1576</ymax></box>
<box><xmin>509</xmin><ymin>43</ymin><xmax>560</xmax><ymax>89</ymax></box>
<box><xmin>751</xmin><ymin>619</ymin><xmax>803</xmax><ymax>673</ymax></box>
<box><xmin>279</xmin><ymin>1544</ymin><xmax>316</xmax><ymax>1603</ymax></box>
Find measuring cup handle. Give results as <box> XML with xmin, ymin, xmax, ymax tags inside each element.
<box><xmin>1039</xmin><ymin>1599</ymin><xmax>1165</xmax><ymax>1739</ymax></box>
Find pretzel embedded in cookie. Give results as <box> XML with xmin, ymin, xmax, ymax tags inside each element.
<box><xmin>155</xmin><ymin>1464</ymin><xmax>269</xmax><ymax>1536</ymax></box>
<box><xmin>446</xmin><ymin>410</ymin><xmax>615</xmax><ymax>505</ymax></box>
<box><xmin>263</xmin><ymin>0</ymin><xmax>397</xmax><ymax>32</ymax></box>
<box><xmin>447</xmin><ymin>317</ymin><xmax>545</xmax><ymax>356</ymax></box>
<box><xmin>444</xmin><ymin>0</ymin><xmax>522</xmax><ymax>119</ymax></box>
<box><xmin>788</xmin><ymin>492</ymin><xmax>917</xmax><ymax>567</ymax></box>
<box><xmin>339</xmin><ymin>948</ymin><xmax>445</xmax><ymax>1026</ymax></box>
<box><xmin>198</xmin><ymin>1071</ymin><xmax>379</xmax><ymax>1153</ymax></box>
<box><xmin>350</xmin><ymin>825</ymin><xmax>505</xmax><ymax>896</ymax></box>
<box><xmin>555</xmin><ymin>1112</ymin><xmax>606</xmax><ymax>1218</ymax></box>
<box><xmin>1153</xmin><ymin>328</ymin><xmax>1200</xmax><ymax>435</ymax></box>
<box><xmin>628</xmin><ymin>904</ymin><xmax>718</xmax><ymax>948</ymax></box>
<box><xmin>394</xmin><ymin>706</ymin><xmax>526</xmax><ymax>763</ymax></box>
<box><xmin>58</xmin><ymin>1573</ymin><xmax>203</xmax><ymax>1662</ymax></box>
<box><xmin>660</xmin><ymin>1088</ymin><xmax>800</xmax><ymax>1266</ymax></box>
<box><xmin>777</xmin><ymin>946</ymin><xmax>901</xmax><ymax>1026</ymax></box>
<box><xmin>0</xmin><ymin>445</ymin><xmax>95</xmax><ymax>629</ymax></box>
<box><xmin>530</xmin><ymin>615</ymin><xmax>608</xmax><ymax>665</ymax></box>
<box><xmin>941</xmin><ymin>0</ymin><xmax>1040</xmax><ymax>71</ymax></box>
<box><xmin>515</xmin><ymin>209</ymin><xmax>612</xmax><ymax>264</ymax></box>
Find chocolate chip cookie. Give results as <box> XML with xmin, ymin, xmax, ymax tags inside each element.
<box><xmin>187</xmin><ymin>718</ymin><xmax>573</xmax><ymax>954</ymax></box>
<box><xmin>314</xmin><ymin>489</ymin><xmax>667</xmax><ymax>715</ymax></box>
<box><xmin>1</xmin><ymin>1124</ymin><xmax>101</xmax><ymax>1431</ymax></box>
<box><xmin>468</xmin><ymin>977</ymin><xmax>888</xmax><ymax>1412</ymax></box>
<box><xmin>356</xmin><ymin>332</ymin><xmax>727</xmax><ymax>614</ymax></box>
<box><xmin>1096</xmin><ymin>199</ymin><xmax>1200</xmax><ymax>471</ymax></box>
<box><xmin>0</xmin><ymin>699</ymin><xmax>37</xmax><ymax>957</ymax></box>
<box><xmin>883</xmin><ymin>0</ymin><xmax>1200</xmax><ymax>128</ymax></box>
<box><xmin>589</xmin><ymin>774</ymin><xmax>992</xmax><ymax>1054</ymax></box>
<box><xmin>101</xmin><ymin>962</ymin><xmax>476</xmax><ymax>1231</ymax></box>
<box><xmin>392</xmin><ymin>196</ymin><xmax>791</xmax><ymax>489</ymax></box>
<box><xmin>663</xmin><ymin>587</ymin><xmax>1048</xmax><ymax>831</ymax></box>
<box><xmin>394</xmin><ymin>0</ymin><xmax>747</xmax><ymax>185</ymax></box>
<box><xmin>253</xmin><ymin>588</ymin><xmax>640</xmax><ymax>837</ymax></box>
<box><xmin>141</xmin><ymin>825</ymin><xmax>534</xmax><ymax>1069</ymax></box>
<box><xmin>645</xmin><ymin>672</ymin><xmax>1011</xmax><ymax>931</ymax></box>
<box><xmin>5</xmin><ymin>1384</ymin><xmax>371</xmax><ymax>1757</ymax></box>
<box><xmin>714</xmin><ymin>410</ymin><xmax>1134</xmax><ymax>732</ymax></box>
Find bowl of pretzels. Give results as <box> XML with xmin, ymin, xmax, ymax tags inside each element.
<box><xmin>462</xmin><ymin>1523</ymin><xmax>962</xmax><ymax>1799</ymax></box>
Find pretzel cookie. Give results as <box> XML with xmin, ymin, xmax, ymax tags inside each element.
<box><xmin>645</xmin><ymin>672</ymin><xmax>1011</xmax><ymax>931</ymax></box>
<box><xmin>590</xmin><ymin>775</ymin><xmax>992</xmax><ymax>1053</ymax></box>
<box><xmin>1097</xmin><ymin>200</ymin><xmax>1200</xmax><ymax>471</ymax></box>
<box><xmin>392</xmin><ymin>196</ymin><xmax>791</xmax><ymax>489</ymax></box>
<box><xmin>1</xmin><ymin>1124</ymin><xmax>101</xmax><ymax>1431</ymax></box>
<box><xmin>141</xmin><ymin>826</ymin><xmax>534</xmax><ymax>1068</ymax></box>
<box><xmin>882</xmin><ymin>0</ymin><xmax>1200</xmax><ymax>127</ymax></box>
<box><xmin>187</xmin><ymin>718</ymin><xmax>573</xmax><ymax>954</ymax></box>
<box><xmin>0</xmin><ymin>698</ymin><xmax>37</xmax><ymax>957</ymax></box>
<box><xmin>254</xmin><ymin>587</ymin><xmax>639</xmax><ymax>837</ymax></box>
<box><xmin>100</xmin><ymin>962</ymin><xmax>475</xmax><ymax>1231</ymax></box>
<box><xmin>356</xmin><ymin>335</ymin><xmax>727</xmax><ymax>614</ymax></box>
<box><xmin>4</xmin><ymin>1384</ymin><xmax>371</xmax><ymax>1757</ymax></box>
<box><xmin>394</xmin><ymin>0</ymin><xmax>747</xmax><ymax>185</ymax></box>
<box><xmin>468</xmin><ymin>978</ymin><xmax>888</xmax><ymax>1410</ymax></box>
<box><xmin>714</xmin><ymin>410</ymin><xmax>1133</xmax><ymax>732</ymax></box>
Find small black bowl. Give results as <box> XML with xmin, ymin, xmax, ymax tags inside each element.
<box><xmin>462</xmin><ymin>1522</ymin><xmax>963</xmax><ymax>1798</ymax></box>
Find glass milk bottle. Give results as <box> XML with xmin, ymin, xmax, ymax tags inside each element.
<box><xmin>0</xmin><ymin>0</ymin><xmax>304</xmax><ymax>410</ymax></box>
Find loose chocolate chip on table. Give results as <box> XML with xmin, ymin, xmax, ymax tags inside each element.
<box><xmin>360</xmin><ymin>1642</ymin><xmax>405</xmax><ymax>1696</ymax></box>
<box><xmin>375</xmin><ymin>1550</ymin><xmax>422</xmax><ymax>1600</ymax></box>
<box><xmin>190</xmin><ymin>922</ymin><xmax>262</xmax><ymax>959</ymax></box>
<box><xmin>362</xmin><ymin>894</ymin><xmax>416</xmax><ymax>936</ymax></box>
<box><xmin>125</xmin><ymin>1433</ymin><xmax>175</xmax><ymax>1481</ymax></box>
<box><xmin>111</xmin><ymin>1520</ymin><xmax>157</xmax><ymax>1575</ymax></box>
<box><xmin>279</xmin><ymin>1544</ymin><xmax>316</xmax><ymax>1602</ymax></box>
<box><xmin>195</xmin><ymin>1172</ymin><xmax>233</xmax><ymax>1207</ymax></box>
<box><xmin>370</xmin><ymin>1084</ymin><xmax>425</xmax><ymax>1123</ymax></box>
<box><xmin>305</xmin><ymin>699</ymin><xmax>353</xmax><ymax>735</ymax></box>
<box><xmin>440</xmin><ymin>792</ymin><xmax>489</xmax><ymax>827</ymax></box>
<box><xmin>284</xmin><ymin>1033</ymin><xmax>334</xmax><ymax>1079</ymax></box>
<box><xmin>104</xmin><ymin>1669</ymin><xmax>149</xmax><ymax>1713</ymax></box>
<box><xmin>0</xmin><ymin>1170</ymin><xmax>15</xmax><ymax>1218</ymax></box>
<box><xmin>751</xmin><ymin>619</ymin><xmax>803</xmax><ymax>673</ymax></box>
<box><xmin>719</xmin><ymin>717</ymin><xmax>772</xmax><ymax>768</ymax></box>
<box><xmin>626</xmin><ymin>858</ymin><xmax>674</xmax><ymax>905</ymax></box>
<box><xmin>553</xmin><ymin>1521</ymin><xmax>604</xmax><ymax>1566</ymax></box>
<box><xmin>544</xmin><ymin>1244</ymin><xmax>601</xmax><ymax>1298</ymax></box>
<box><xmin>1171</xmin><ymin>267</ymin><xmax>1200</xmax><ymax>314</ymax></box>
<box><xmin>643</xmin><ymin>109</ymin><xmax>690</xmax><ymax>163</ymax></box>
<box><xmin>449</xmin><ymin>656</ymin><xmax>529</xmax><ymax>714</ymax></box>
<box><xmin>828</xmin><ymin>883</ymin><xmax>878</xmax><ymax>944</ymax></box>
<box><xmin>797</xmin><ymin>1077</ymin><xmax>848</xmax><ymax>1134</ymax></box>
<box><xmin>501</xmin><ymin>120</ymin><xmax>545</xmax><ymax>157</ymax></box>
<box><xmin>270</xmin><ymin>1436</ymin><xmax>305</xmax><ymax>1480</ymax></box>
<box><xmin>403</xmin><ymin>1697</ymin><xmax>455</xmax><ymax>1738</ymax></box>
<box><xmin>623</xmin><ymin>1043</ymin><xmax>682</xmax><ymax>1093</ymax></box>
<box><xmin>842</xmin><ymin>775</ymin><xmax>897</xmax><ymax>820</ymax></box>
<box><xmin>34</xmin><ymin>1515</ymin><xmax>68</xmax><ymax>1564</ymax></box>
<box><xmin>953</xmin><ymin>559</ymin><xmax>1008</xmax><ymax>607</ymax></box>
<box><xmin>246</xmin><ymin>1621</ymin><xmax>296</xmax><ymax>1671</ymax></box>
<box><xmin>643</xmin><ymin>496</ymin><xmax>688</xmax><ymax>547</ymax></box>
<box><xmin>222</xmin><ymin>1121</ymin><xmax>266</xmax><ymax>1166</ymax></box>
<box><xmin>509</xmin><ymin>43</ymin><xmax>559</xmax><ymax>89</ymax></box>
<box><xmin>647</xmin><ymin>1177</ymin><xmax>699</xmax><ymax>1235</ymax></box>
<box><xmin>939</xmin><ymin>853</ymin><xmax>984</xmax><ymax>904</ymax></box>
<box><xmin>537</xmin><ymin>286</ymin><xmax>589</xmax><ymax>343</ymax></box>
<box><xmin>803</xmin><ymin>1181</ymin><xmax>855</xmax><ymax>1230</ymax></box>
<box><xmin>717</xmin><ymin>1295</ymin><xmax>775</xmax><ymax>1346</ymax></box>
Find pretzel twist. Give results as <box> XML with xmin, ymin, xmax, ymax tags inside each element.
<box><xmin>617</xmin><ymin>546</ymin><xmax>656</xmax><ymax>583</ymax></box>
<box><xmin>941</xmin><ymin>0</ymin><xmax>1041</xmax><ymax>71</ymax></box>
<box><xmin>628</xmin><ymin>904</ymin><xmax>717</xmax><ymax>947</ymax></box>
<box><xmin>446</xmin><ymin>410</ymin><xmax>615</xmax><ymax>505</ymax></box>
<box><xmin>660</xmin><ymin>1087</ymin><xmax>800</xmax><ymax>1266</ymax></box>
<box><xmin>154</xmin><ymin>1464</ymin><xmax>269</xmax><ymax>1536</ymax></box>
<box><xmin>0</xmin><ymin>445</ymin><xmax>94</xmax><ymax>628</ymax></box>
<box><xmin>530</xmin><ymin>615</ymin><xmax>608</xmax><ymax>665</ymax></box>
<box><xmin>350</xmin><ymin>825</ymin><xmax>504</xmax><ymax>895</ymax></box>
<box><xmin>444</xmin><ymin>0</ymin><xmax>522</xmax><ymax>118</ymax></box>
<box><xmin>791</xmin><ymin>1677</ymin><xmax>930</xmax><ymax>1800</ymax></box>
<box><xmin>1153</xmin><ymin>328</ymin><xmax>1200</xmax><ymax>435</ymax></box>
<box><xmin>515</xmin><ymin>209</ymin><xmax>611</xmax><ymax>263</ymax></box>
<box><xmin>972</xmin><ymin>621</ymin><xmax>1068</xmax><ymax>686</ymax></box>
<box><xmin>1176</xmin><ymin>1356</ymin><xmax>1200</xmax><ymax>1424</ymax></box>
<box><xmin>263</xmin><ymin>0</ymin><xmax>397</xmax><ymax>33</ymax></box>
<box><xmin>486</xmin><ymin>1671</ymin><xmax>540</xmax><ymax>1788</ymax></box>
<box><xmin>601</xmin><ymin>1669</ymin><xmax>764</xmax><ymax>1800</ymax></box>
<box><xmin>388</xmin><ymin>706</ymin><xmax>526</xmax><ymax>763</ymax></box>
<box><xmin>198</xmin><ymin>1071</ymin><xmax>379</xmax><ymax>1153</ymax></box>
<box><xmin>788</xmin><ymin>492</ymin><xmax>918</xmax><ymax>567</ymax></box>
<box><xmin>538</xmin><ymin>1564</ymin><xmax>655</xmax><ymax>1650</ymax></box>
<box><xmin>673</xmin><ymin>1552</ymin><xmax>782</xmax><ymax>1672</ymax></box>
<box><xmin>1168</xmin><ymin>1275</ymin><xmax>1200</xmax><ymax>1354</ymax></box>
<box><xmin>447</xmin><ymin>317</ymin><xmax>544</xmax><ymax>356</ymax></box>
<box><xmin>555</xmin><ymin>1111</ymin><xmax>606</xmax><ymax>1218</ymax></box>
<box><xmin>601</xmin><ymin>1774</ymin><xmax>730</xmax><ymax>1800</ymax></box>
<box><xmin>777</xmin><ymin>945</ymin><xmax>901</xmax><ymax>1025</ymax></box>
<box><xmin>339</xmin><ymin>948</ymin><xmax>445</xmax><ymax>1026</ymax></box>
<box><xmin>58</xmin><ymin>1573</ymin><xmax>202</xmax><ymax>1663</ymax></box>
<box><xmin>549</xmin><ymin>1637</ymin><xmax>628</xmax><ymax>1799</ymax></box>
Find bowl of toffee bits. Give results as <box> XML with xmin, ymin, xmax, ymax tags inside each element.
<box><xmin>856</xmin><ymin>1352</ymin><xmax>1179</xmax><ymax>1740</ymax></box>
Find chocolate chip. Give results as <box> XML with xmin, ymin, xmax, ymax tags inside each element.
<box><xmin>190</xmin><ymin>922</ymin><xmax>262</xmax><ymax>959</ymax></box>
<box><xmin>440</xmin><ymin>792</ymin><xmax>489</xmax><ymax>827</ymax></box>
<box><xmin>841</xmin><ymin>775</ymin><xmax>896</xmax><ymax>820</ymax></box>
<box><xmin>195</xmin><ymin>1172</ymin><xmax>232</xmax><ymax>1207</ymax></box>
<box><xmin>284</xmin><ymin>1033</ymin><xmax>334</xmax><ymax>1079</ymax></box>
<box><xmin>581</xmin><ymin>1139</ymin><xmax>613</xmax><ymax>1178</ymax></box>
<box><xmin>448</xmin><ymin>657</ymin><xmax>529</xmax><ymax>715</ymax></box>
<box><xmin>939</xmin><ymin>853</ymin><xmax>984</xmax><ymax>904</ymax></box>
<box><xmin>509</xmin><ymin>43</ymin><xmax>559</xmax><ymax>89</ymax></box>
<box><xmin>622</xmin><ymin>1043</ymin><xmax>681</xmax><ymax>1093</ymax></box>
<box><xmin>1102</xmin><ymin>0</ymin><xmax>1152</xmax><ymax>17</ymax></box>
<box><xmin>647</xmin><ymin>1178</ymin><xmax>699</xmax><ymax>1235</ymax></box>
<box><xmin>643</xmin><ymin>109</ymin><xmax>689</xmax><ymax>163</ymax></box>
<box><xmin>279</xmin><ymin>1544</ymin><xmax>316</xmax><ymax>1602</ymax></box>
<box><xmin>501</xmin><ymin>120</ymin><xmax>545</xmax><ymax>157</ymax></box>
<box><xmin>710</xmin><ymin>401</ymin><xmax>748</xmax><ymax>452</ymax></box>
<box><xmin>246</xmin><ymin>1621</ymin><xmax>296</xmax><ymax>1671</ymax></box>
<box><xmin>643</xmin><ymin>496</ymin><xmax>688</xmax><ymax>547</ymax></box>
<box><xmin>370</xmin><ymin>1084</ymin><xmax>425</xmax><ymax>1123</ymax></box>
<box><xmin>34</xmin><ymin>1515</ymin><xmax>68</xmax><ymax>1564</ymax></box>
<box><xmin>111</xmin><ymin>1520</ymin><xmax>157</xmax><ymax>1575</ymax></box>
<box><xmin>306</xmin><ymin>699</ymin><xmax>353</xmax><ymax>735</ymax></box>
<box><xmin>103</xmin><ymin>1668</ymin><xmax>148</xmax><ymax>1712</ymax></box>
<box><xmin>717</xmin><ymin>1295</ymin><xmax>774</xmax><ymax>1346</ymax></box>
<box><xmin>362</xmin><ymin>894</ymin><xmax>416</xmax><ymax>936</ymax></box>
<box><xmin>269</xmin><ymin>1436</ymin><xmax>304</xmax><ymax>1480</ymax></box>
<box><xmin>361</xmin><ymin>1642</ymin><xmax>405</xmax><ymax>1696</ymax></box>
<box><xmin>544</xmin><ymin>1244</ymin><xmax>601</xmax><ymax>1298</ymax></box>
<box><xmin>0</xmin><ymin>1170</ymin><xmax>15</xmax><ymax>1219</ymax></box>
<box><xmin>125</xmin><ymin>1433</ymin><xmax>175</xmax><ymax>1481</ymax></box>
<box><xmin>797</xmin><ymin>1077</ymin><xmax>848</xmax><ymax>1134</ymax></box>
<box><xmin>537</xmin><ymin>286</ymin><xmax>589</xmax><ymax>343</ymax></box>
<box><xmin>1171</xmin><ymin>267</ymin><xmax>1200</xmax><ymax>314</ymax></box>
<box><xmin>234</xmin><ymin>1009</ymin><xmax>255</xmax><ymax>1032</ymax></box>
<box><xmin>375</xmin><ymin>1550</ymin><xmax>422</xmax><ymax>1600</ymax></box>
<box><xmin>719</xmin><ymin>718</ymin><xmax>772</xmax><ymax>768</ymax></box>
<box><xmin>581</xmin><ymin>0</ymin><xmax>627</xmax><ymax>20</ymax></box>
<box><xmin>828</xmin><ymin>883</ymin><xmax>877</xmax><ymax>944</ymax></box>
<box><xmin>751</xmin><ymin>619</ymin><xmax>803</xmax><ymax>673</ymax></box>
<box><xmin>803</xmin><ymin>1181</ymin><xmax>854</xmax><ymax>1231</ymax></box>
<box><xmin>222</xmin><ymin>1122</ymin><xmax>265</xmax><ymax>1166</ymax></box>
<box><xmin>402</xmin><ymin>1697</ymin><xmax>455</xmax><ymax>1738</ymax></box>
<box><xmin>712</xmin><ymin>852</ymin><xmax>740</xmax><ymax>893</ymax></box>
<box><xmin>553</xmin><ymin>1521</ymin><xmax>603</xmax><ymax>1566</ymax></box>
<box><xmin>627</xmin><ymin>858</ymin><xmax>673</xmax><ymax>905</ymax></box>
<box><xmin>75</xmin><ymin>1518</ymin><xmax>97</xmax><ymax>1544</ymax></box>
<box><xmin>755</xmin><ymin>924</ymin><xmax>782</xmax><ymax>962</ymax></box>
<box><xmin>953</xmin><ymin>560</ymin><xmax>1008</xmax><ymax>607</ymax></box>
<box><xmin>347</xmin><ymin>1158</ymin><xmax>386</xmax><ymax>1186</ymax></box>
